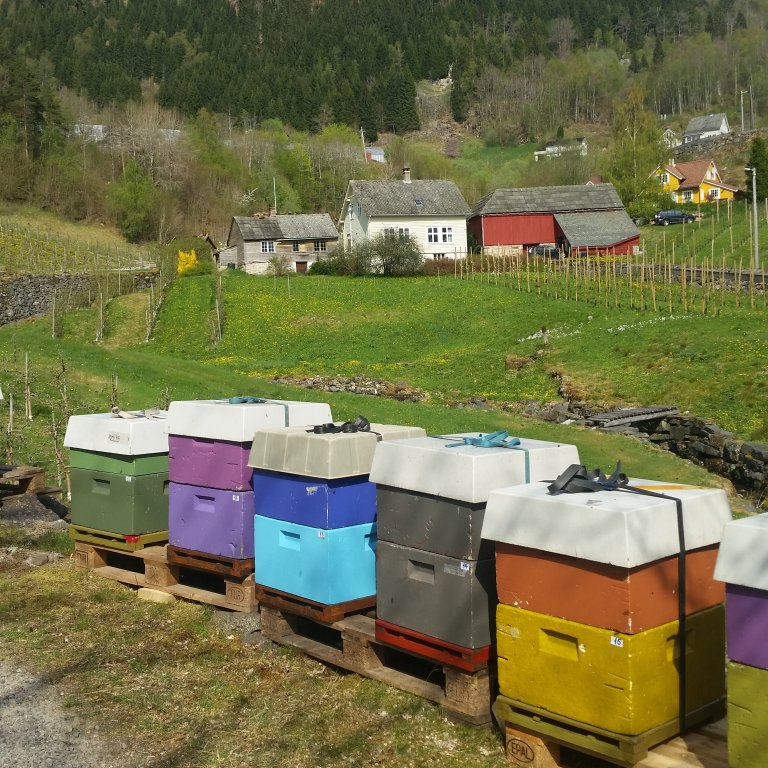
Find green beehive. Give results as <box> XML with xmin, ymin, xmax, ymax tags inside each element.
<box><xmin>65</xmin><ymin>410</ymin><xmax>170</xmax><ymax>536</ymax></box>
<box><xmin>69</xmin><ymin>468</ymin><xmax>169</xmax><ymax>535</ymax></box>
<box><xmin>69</xmin><ymin>449</ymin><xmax>168</xmax><ymax>476</ymax></box>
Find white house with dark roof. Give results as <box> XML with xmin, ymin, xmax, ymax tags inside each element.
<box><xmin>683</xmin><ymin>113</ymin><xmax>730</xmax><ymax>144</ymax></box>
<box><xmin>225</xmin><ymin>213</ymin><xmax>339</xmax><ymax>274</ymax></box>
<box><xmin>339</xmin><ymin>169</ymin><xmax>470</xmax><ymax>259</ymax></box>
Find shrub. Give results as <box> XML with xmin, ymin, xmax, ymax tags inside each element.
<box><xmin>266</xmin><ymin>254</ymin><xmax>292</xmax><ymax>276</ymax></box>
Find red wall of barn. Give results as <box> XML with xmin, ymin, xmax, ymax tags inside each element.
<box><xmin>567</xmin><ymin>236</ymin><xmax>640</xmax><ymax>256</ymax></box>
<box><xmin>470</xmin><ymin>213</ymin><xmax>557</xmax><ymax>247</ymax></box>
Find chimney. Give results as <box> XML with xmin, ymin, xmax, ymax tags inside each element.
<box><xmin>669</xmin><ymin>158</ymin><xmax>675</xmax><ymax>168</ymax></box>
<box><xmin>269</xmin><ymin>206</ymin><xmax>277</xmax><ymax>216</ymax></box>
<box><xmin>403</xmin><ymin>167</ymin><xmax>412</xmax><ymax>183</ymax></box>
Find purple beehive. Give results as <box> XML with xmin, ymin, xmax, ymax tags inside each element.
<box><xmin>169</xmin><ymin>435</ymin><xmax>252</xmax><ymax>491</ymax></box>
<box><xmin>726</xmin><ymin>583</ymin><xmax>768</xmax><ymax>670</ymax></box>
<box><xmin>169</xmin><ymin>482</ymin><xmax>254</xmax><ymax>559</ymax></box>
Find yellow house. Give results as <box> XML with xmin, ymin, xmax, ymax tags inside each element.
<box><xmin>652</xmin><ymin>159</ymin><xmax>739</xmax><ymax>204</ymax></box>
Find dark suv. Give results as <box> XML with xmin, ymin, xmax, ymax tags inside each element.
<box><xmin>528</xmin><ymin>244</ymin><xmax>563</xmax><ymax>259</ymax></box>
<box><xmin>654</xmin><ymin>209</ymin><xmax>695</xmax><ymax>226</ymax></box>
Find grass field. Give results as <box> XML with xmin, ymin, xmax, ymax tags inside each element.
<box><xmin>0</xmin><ymin>262</ymin><xmax>759</xmax><ymax>768</ymax></box>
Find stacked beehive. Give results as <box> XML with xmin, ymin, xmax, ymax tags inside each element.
<box><xmin>368</xmin><ymin>434</ymin><xmax>579</xmax><ymax>671</ymax></box>
<box><xmin>64</xmin><ymin>411</ymin><xmax>170</xmax><ymax>548</ymax></box>
<box><xmin>247</xmin><ymin>422</ymin><xmax>425</xmax><ymax>607</ymax></box>
<box><xmin>714</xmin><ymin>513</ymin><xmax>768</xmax><ymax>768</ymax></box>
<box><xmin>483</xmin><ymin>478</ymin><xmax>731</xmax><ymax>746</ymax></box>
<box><xmin>166</xmin><ymin>399</ymin><xmax>331</xmax><ymax>562</ymax></box>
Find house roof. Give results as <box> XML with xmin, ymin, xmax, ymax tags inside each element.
<box><xmin>231</xmin><ymin>214</ymin><xmax>338</xmax><ymax>242</ymax></box>
<box><xmin>555</xmin><ymin>210</ymin><xmax>639</xmax><ymax>248</ymax></box>
<box><xmin>347</xmin><ymin>179</ymin><xmax>470</xmax><ymax>217</ymax></box>
<box><xmin>684</xmin><ymin>113</ymin><xmax>728</xmax><ymax>135</ymax></box>
<box><xmin>470</xmin><ymin>184</ymin><xmax>624</xmax><ymax>217</ymax></box>
<box><xmin>663</xmin><ymin>160</ymin><xmax>740</xmax><ymax>192</ymax></box>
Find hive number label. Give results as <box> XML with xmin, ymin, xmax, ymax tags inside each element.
<box><xmin>232</xmin><ymin>494</ymin><xmax>240</xmax><ymax>502</ymax></box>
<box><xmin>610</xmin><ymin>636</ymin><xmax>624</xmax><ymax>648</ymax></box>
<box><xmin>317</xmin><ymin>530</ymin><xmax>326</xmax><ymax>539</ymax></box>
<box><xmin>460</xmin><ymin>561</ymin><xmax>471</xmax><ymax>572</ymax></box>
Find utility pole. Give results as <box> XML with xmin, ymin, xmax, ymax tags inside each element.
<box><xmin>746</xmin><ymin>166</ymin><xmax>760</xmax><ymax>270</ymax></box>
<box><xmin>740</xmin><ymin>90</ymin><xmax>747</xmax><ymax>132</ymax></box>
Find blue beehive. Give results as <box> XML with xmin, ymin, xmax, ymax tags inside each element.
<box><xmin>252</xmin><ymin>469</ymin><xmax>376</xmax><ymax>528</ymax></box>
<box><xmin>254</xmin><ymin>515</ymin><xmax>377</xmax><ymax>604</ymax></box>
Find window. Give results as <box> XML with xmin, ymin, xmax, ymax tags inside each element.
<box><xmin>682</xmin><ymin>190</ymin><xmax>693</xmax><ymax>202</ymax></box>
<box><xmin>709</xmin><ymin>188</ymin><xmax>719</xmax><ymax>199</ymax></box>
<box><xmin>427</xmin><ymin>227</ymin><xmax>438</xmax><ymax>243</ymax></box>
<box><xmin>314</xmin><ymin>240</ymin><xmax>327</xmax><ymax>251</ymax></box>
<box><xmin>441</xmin><ymin>227</ymin><xmax>453</xmax><ymax>243</ymax></box>
<box><xmin>292</xmin><ymin>241</ymin><xmax>300</xmax><ymax>252</ymax></box>
<box><xmin>661</xmin><ymin>173</ymin><xmax>669</xmax><ymax>184</ymax></box>
<box><xmin>384</xmin><ymin>228</ymin><xmax>410</xmax><ymax>239</ymax></box>
<box><xmin>261</xmin><ymin>240</ymin><xmax>275</xmax><ymax>253</ymax></box>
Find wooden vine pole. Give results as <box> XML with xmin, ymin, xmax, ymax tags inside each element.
<box><xmin>681</xmin><ymin>257</ymin><xmax>688</xmax><ymax>313</ymax></box>
<box><xmin>5</xmin><ymin>392</ymin><xmax>14</xmax><ymax>463</ymax></box>
<box><xmin>525</xmin><ymin>251</ymin><xmax>531</xmax><ymax>293</ymax></box>
<box><xmin>24</xmin><ymin>352</ymin><xmax>32</xmax><ymax>420</ymax></box>
<box><xmin>736</xmin><ymin>254</ymin><xmax>744</xmax><ymax>308</ymax></box>
<box><xmin>650</xmin><ymin>257</ymin><xmax>658</xmax><ymax>312</ymax></box>
<box><xmin>749</xmin><ymin>259</ymin><xmax>756</xmax><ymax>310</ymax></box>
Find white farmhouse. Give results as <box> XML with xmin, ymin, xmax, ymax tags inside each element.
<box><xmin>339</xmin><ymin>169</ymin><xmax>470</xmax><ymax>259</ymax></box>
<box><xmin>683</xmin><ymin>113</ymin><xmax>730</xmax><ymax>144</ymax></box>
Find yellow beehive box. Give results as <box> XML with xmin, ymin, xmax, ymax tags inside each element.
<box><xmin>727</xmin><ymin>661</ymin><xmax>768</xmax><ymax>768</ymax></box>
<box><xmin>497</xmin><ymin>603</ymin><xmax>725</xmax><ymax>735</ymax></box>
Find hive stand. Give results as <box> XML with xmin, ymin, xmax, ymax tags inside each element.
<box><xmin>494</xmin><ymin>696</ymin><xmax>727</xmax><ymax>768</ymax></box>
<box><xmin>259</xmin><ymin>604</ymin><xmax>494</xmax><ymax>725</ymax></box>
<box><xmin>74</xmin><ymin>541</ymin><xmax>257</xmax><ymax>612</ymax></box>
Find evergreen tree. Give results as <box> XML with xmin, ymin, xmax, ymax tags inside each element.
<box><xmin>747</xmin><ymin>137</ymin><xmax>768</xmax><ymax>201</ymax></box>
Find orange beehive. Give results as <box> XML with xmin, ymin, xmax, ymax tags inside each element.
<box><xmin>495</xmin><ymin>543</ymin><xmax>723</xmax><ymax>634</ymax></box>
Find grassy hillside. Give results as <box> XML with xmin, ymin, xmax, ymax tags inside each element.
<box><xmin>148</xmin><ymin>272</ymin><xmax>766</xmax><ymax>440</ymax></box>
<box><xmin>640</xmin><ymin>201</ymin><xmax>768</xmax><ymax>269</ymax></box>
<box><xmin>0</xmin><ymin>204</ymin><xmax>153</xmax><ymax>274</ymax></box>
<box><xmin>0</xmin><ymin>280</ymin><xmax>732</xmax><ymax>490</ymax></box>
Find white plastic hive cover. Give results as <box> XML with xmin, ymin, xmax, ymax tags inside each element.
<box><xmin>168</xmin><ymin>399</ymin><xmax>332</xmax><ymax>442</ymax></box>
<box><xmin>248</xmin><ymin>424</ymin><xmax>426</xmax><ymax>478</ymax></box>
<box><xmin>368</xmin><ymin>434</ymin><xmax>580</xmax><ymax>503</ymax></box>
<box><xmin>64</xmin><ymin>411</ymin><xmax>169</xmax><ymax>456</ymax></box>
<box><xmin>483</xmin><ymin>478</ymin><xmax>732</xmax><ymax>567</ymax></box>
<box><xmin>714</xmin><ymin>513</ymin><xmax>768</xmax><ymax>589</ymax></box>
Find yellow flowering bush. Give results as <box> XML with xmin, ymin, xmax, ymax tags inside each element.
<box><xmin>177</xmin><ymin>249</ymin><xmax>198</xmax><ymax>274</ymax></box>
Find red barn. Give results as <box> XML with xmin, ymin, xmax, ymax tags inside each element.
<box><xmin>467</xmin><ymin>184</ymin><xmax>640</xmax><ymax>256</ymax></box>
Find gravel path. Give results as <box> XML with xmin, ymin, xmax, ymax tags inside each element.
<box><xmin>0</xmin><ymin>662</ymin><xmax>120</xmax><ymax>768</ymax></box>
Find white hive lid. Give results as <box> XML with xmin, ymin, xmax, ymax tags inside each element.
<box><xmin>167</xmin><ymin>399</ymin><xmax>332</xmax><ymax>442</ymax></box>
<box><xmin>367</xmin><ymin>434</ymin><xmax>580</xmax><ymax>504</ymax></box>
<box><xmin>483</xmin><ymin>478</ymin><xmax>732</xmax><ymax>567</ymax></box>
<box><xmin>248</xmin><ymin>424</ymin><xmax>426</xmax><ymax>479</ymax></box>
<box><xmin>714</xmin><ymin>513</ymin><xmax>768</xmax><ymax>589</ymax></box>
<box><xmin>64</xmin><ymin>411</ymin><xmax>169</xmax><ymax>456</ymax></box>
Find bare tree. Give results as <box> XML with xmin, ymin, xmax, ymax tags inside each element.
<box><xmin>549</xmin><ymin>17</ymin><xmax>577</xmax><ymax>58</ymax></box>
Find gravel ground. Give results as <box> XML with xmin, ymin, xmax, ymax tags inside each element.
<box><xmin>0</xmin><ymin>663</ymin><xmax>121</xmax><ymax>768</ymax></box>
<box><xmin>1</xmin><ymin>496</ymin><xmax>122</xmax><ymax>768</ymax></box>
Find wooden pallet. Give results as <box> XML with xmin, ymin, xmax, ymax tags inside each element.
<box><xmin>375</xmin><ymin>618</ymin><xmax>493</xmax><ymax>673</ymax></box>
<box><xmin>0</xmin><ymin>464</ymin><xmax>61</xmax><ymax>502</ymax></box>
<box><xmin>254</xmin><ymin>583</ymin><xmax>375</xmax><ymax>625</ymax></box>
<box><xmin>73</xmin><ymin>541</ymin><xmax>257</xmax><ymax>612</ymax></box>
<box><xmin>69</xmin><ymin>524</ymin><xmax>168</xmax><ymax>552</ymax></box>
<box><xmin>494</xmin><ymin>695</ymin><xmax>727</xmax><ymax>767</ymax></box>
<box><xmin>260</xmin><ymin>605</ymin><xmax>493</xmax><ymax>725</ymax></box>
<box><xmin>167</xmin><ymin>544</ymin><xmax>254</xmax><ymax>579</ymax></box>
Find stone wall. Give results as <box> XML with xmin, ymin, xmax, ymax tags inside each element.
<box><xmin>0</xmin><ymin>271</ymin><xmax>158</xmax><ymax>326</ymax></box>
<box><xmin>646</xmin><ymin>416</ymin><xmax>768</xmax><ymax>493</ymax></box>
<box><xmin>527</xmin><ymin>399</ymin><xmax>768</xmax><ymax>495</ymax></box>
<box><xmin>672</xmin><ymin>128</ymin><xmax>768</xmax><ymax>162</ymax></box>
